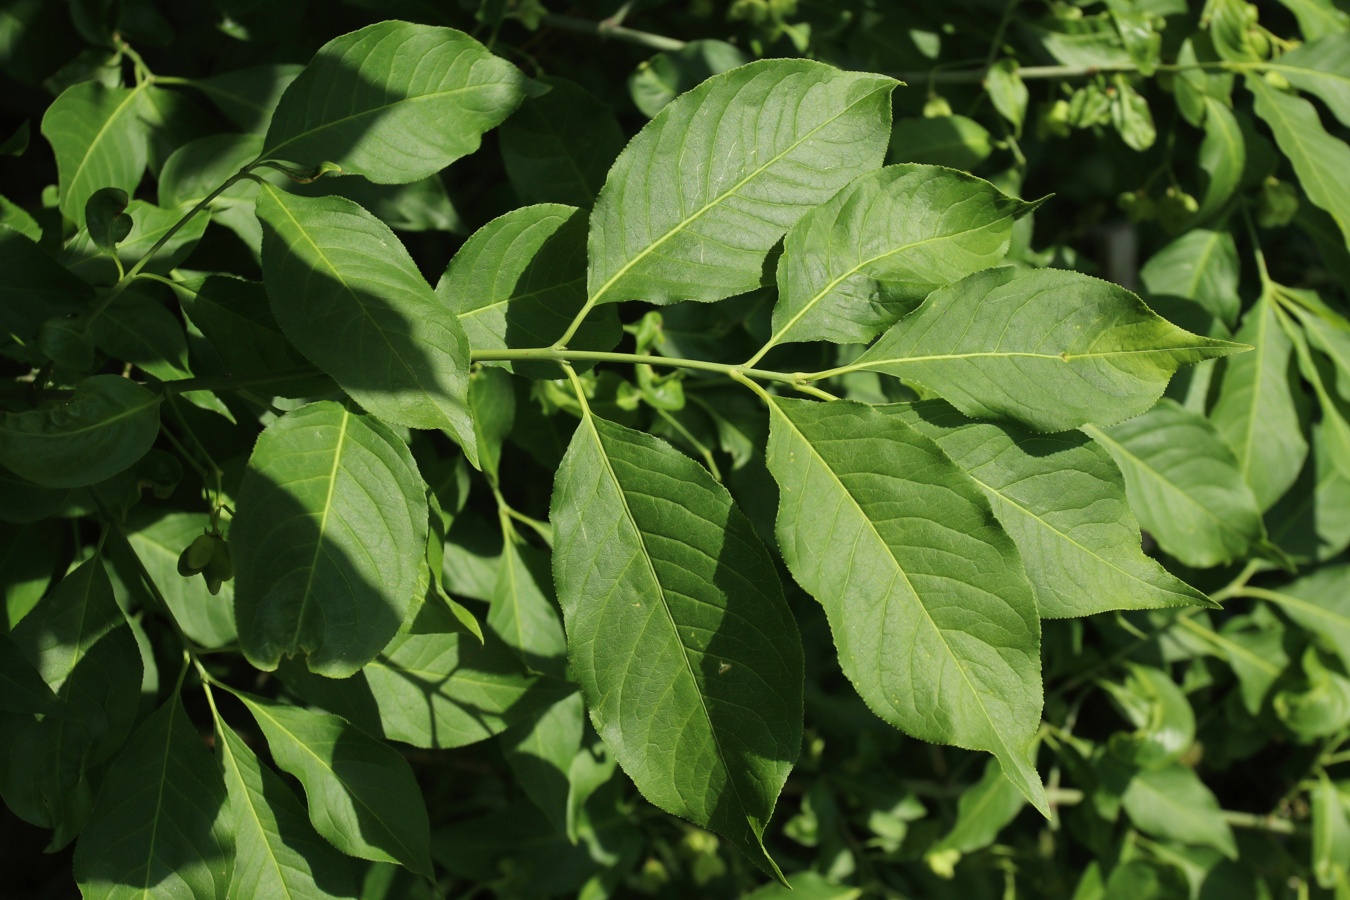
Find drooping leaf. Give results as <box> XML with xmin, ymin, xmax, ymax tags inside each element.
<box><xmin>1313</xmin><ymin>773</ymin><xmax>1350</xmax><ymax>888</ymax></box>
<box><xmin>280</xmin><ymin>630</ymin><xmax>573</xmax><ymax>749</ymax></box>
<box><xmin>212</xmin><ymin>712</ymin><xmax>357</xmax><ymax>899</ymax></box>
<box><xmin>437</xmin><ymin>204</ymin><xmax>619</xmax><ymax>371</ymax></box>
<box><xmin>897</xmin><ymin>400</ymin><xmax>1212</xmax><ymax>618</ymax></box>
<box><xmin>231</xmin><ymin>401</ymin><xmax>428</xmax><ymax>677</ymax></box>
<box><xmin>1121</xmin><ymin>764</ymin><xmax>1238</xmax><ymax>859</ymax></box>
<box><xmin>1084</xmin><ymin>400</ymin><xmax>1282</xmax><ymax>568</ymax></box>
<box><xmin>1276</xmin><ymin>0</ymin><xmax>1350</xmax><ymax>41</ymax></box>
<box><xmin>0</xmin><ymin>375</ymin><xmax>161</xmax><ymax>488</ymax></box>
<box><xmin>1247</xmin><ymin>75</ymin><xmax>1350</xmax><ymax>251</ymax></box>
<box><xmin>1197</xmin><ymin>99</ymin><xmax>1245</xmax><ymax>222</ymax></box>
<box><xmin>986</xmin><ymin>60</ymin><xmax>1028</xmax><ymax>133</ymax></box>
<box><xmin>261</xmin><ymin>22</ymin><xmax>531</xmax><ymax>184</ymax></box>
<box><xmin>256</xmin><ymin>182</ymin><xmax>477</xmax><ymax>460</ymax></box>
<box><xmin>84</xmin><ymin>187</ymin><xmax>131</xmax><ymax>253</ymax></box>
<box><xmin>72</xmin><ymin>692</ymin><xmax>230</xmax><ymax>899</ymax></box>
<box><xmin>760</xmin><ymin>396</ymin><xmax>1046</xmax><ymax>813</ymax></box>
<box><xmin>765</xmin><ymin>165</ymin><xmax>1037</xmax><ymax>348</ymax></box>
<box><xmin>1272</xmin><ymin>34</ymin><xmax>1350</xmax><ymax>127</ymax></box>
<box><xmin>41</xmin><ymin>80</ymin><xmax>148</xmax><ymax>221</ymax></box>
<box><xmin>587</xmin><ymin>59</ymin><xmax>895</xmax><ymax>308</ymax></box>
<box><xmin>499</xmin><ymin>691</ymin><xmax>585</xmax><ymax>837</ymax></box>
<box><xmin>1210</xmin><ymin>296</ymin><xmax>1309</xmax><ymax>509</ymax></box>
<box><xmin>925</xmin><ymin>757</ymin><xmax>1027</xmax><ymax>874</ymax></box>
<box><xmin>854</xmin><ymin>267</ymin><xmax>1241</xmax><ymax>431</ymax></box>
<box><xmin>488</xmin><ymin>536</ymin><xmax>566</xmax><ymax>678</ymax></box>
<box><xmin>551</xmin><ymin>410</ymin><xmax>804</xmax><ymax>877</ymax></box>
<box><xmin>1139</xmin><ymin>228</ymin><xmax>1240</xmax><ymax>328</ymax></box>
<box><xmin>233</xmin><ymin>690</ymin><xmax>433</xmax><ymax>877</ymax></box>
<box><xmin>500</xmin><ymin>76</ymin><xmax>625</xmax><ymax>208</ymax></box>
<box><xmin>469</xmin><ymin>366</ymin><xmax>514</xmax><ymax>486</ymax></box>
<box><xmin>125</xmin><ymin>511</ymin><xmax>236</xmax><ymax>648</ymax></box>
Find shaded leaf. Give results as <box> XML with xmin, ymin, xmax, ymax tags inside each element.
<box><xmin>194</xmin><ymin>64</ymin><xmax>301</xmax><ymax>133</ymax></box>
<box><xmin>500</xmin><ymin>76</ymin><xmax>625</xmax><ymax>207</ymax></box>
<box><xmin>234</xmin><ymin>690</ymin><xmax>433</xmax><ymax>877</ymax></box>
<box><xmin>0</xmin><ymin>375</ymin><xmax>161</xmax><ymax>488</ymax></box>
<box><xmin>897</xmin><ymin>400</ymin><xmax>1211</xmax><ymax>618</ymax></box>
<box><xmin>1121</xmin><ymin>764</ymin><xmax>1237</xmax><ymax>859</ymax></box>
<box><xmin>256</xmin><ymin>183</ymin><xmax>476</xmax><ymax>459</ymax></box>
<box><xmin>500</xmin><ymin>692</ymin><xmax>585</xmax><ymax>837</ymax></box>
<box><xmin>551</xmin><ymin>410</ymin><xmax>804</xmax><ymax>877</ymax></box>
<box><xmin>488</xmin><ymin>536</ymin><xmax>566</xmax><ymax>678</ymax></box>
<box><xmin>1139</xmin><ymin>228</ymin><xmax>1240</xmax><ymax>329</ymax></box>
<box><xmin>0</xmin><ymin>630</ymin><xmax>59</xmax><ymax>714</ymax></box>
<box><xmin>262</xmin><ymin>22</ymin><xmax>530</xmax><ymax>184</ymax></box>
<box><xmin>231</xmin><ymin>402</ymin><xmax>428</xmax><ymax>677</ymax></box>
<box><xmin>125</xmin><ymin>511</ymin><xmax>236</xmax><ymax>648</ymax></box>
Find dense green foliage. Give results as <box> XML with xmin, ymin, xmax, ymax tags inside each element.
<box><xmin>3</xmin><ymin>1</ymin><xmax>1350</xmax><ymax>897</ymax></box>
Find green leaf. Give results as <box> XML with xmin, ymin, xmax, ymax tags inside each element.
<box><xmin>1110</xmin><ymin>73</ymin><xmax>1156</xmax><ymax>151</ymax></box>
<box><xmin>1139</xmin><ymin>228</ymin><xmax>1240</xmax><ymax>328</ymax></box>
<box><xmin>0</xmin><ymin>375</ymin><xmax>161</xmax><ymax>488</ymax></box>
<box><xmin>261</xmin><ymin>22</ymin><xmax>530</xmax><ymax>184</ymax></box>
<box><xmin>986</xmin><ymin>60</ymin><xmax>1028</xmax><ymax>134</ymax></box>
<box><xmin>551</xmin><ymin>410</ymin><xmax>804</xmax><ymax>877</ymax></box>
<box><xmin>231</xmin><ymin>402</ymin><xmax>428</xmax><ymax>677</ymax></box>
<box><xmin>292</xmin><ymin>174</ymin><xmax>464</xmax><ymax>234</ymax></box>
<box><xmin>63</xmin><ymin>200</ymin><xmax>209</xmax><ymax>283</ymax></box>
<box><xmin>233</xmin><ymin>690</ymin><xmax>433</xmax><ymax>877</ymax></box>
<box><xmin>889</xmin><ymin>115</ymin><xmax>993</xmax><ymax>170</ymax></box>
<box><xmin>87</xmin><ymin>286</ymin><xmax>192</xmax><ymax>381</ymax></box>
<box><xmin>500</xmin><ymin>76</ymin><xmax>625</xmax><ymax>208</ymax></box>
<box><xmin>1256</xmin><ymin>565</ymin><xmax>1350</xmax><ymax>671</ymax></box>
<box><xmin>125</xmin><ymin>511</ymin><xmax>236</xmax><ymax>648</ymax></box>
<box><xmin>629</xmin><ymin>40</ymin><xmax>751</xmax><ymax>118</ymax></box>
<box><xmin>72</xmin><ymin>692</ymin><xmax>230</xmax><ymax>899</ymax></box>
<box><xmin>925</xmin><ymin>757</ymin><xmax>1027</xmax><ymax>870</ymax></box>
<box><xmin>1084</xmin><ymin>400</ymin><xmax>1282</xmax><ymax>568</ymax></box>
<box><xmin>855</xmin><ymin>267</ymin><xmax>1241</xmax><ymax>431</ymax></box>
<box><xmin>0</xmin><ymin>630</ymin><xmax>59</xmax><ymax>714</ymax></box>
<box><xmin>1121</xmin><ymin>764</ymin><xmax>1238</xmax><ymax>859</ymax></box>
<box><xmin>84</xmin><ymin>187</ymin><xmax>131</xmax><ymax>253</ymax></box>
<box><xmin>488</xmin><ymin>536</ymin><xmax>566</xmax><ymax>678</ymax></box>
<box><xmin>280</xmin><ymin>630</ymin><xmax>573</xmax><ymax>749</ymax></box>
<box><xmin>1276</xmin><ymin>0</ymin><xmax>1350</xmax><ymax>41</ymax></box>
<box><xmin>1196</xmin><ymin>99</ymin><xmax>1245</xmax><ymax>223</ymax></box>
<box><xmin>587</xmin><ymin>59</ymin><xmax>895</xmax><ymax>308</ymax></box>
<box><xmin>194</xmin><ymin>64</ymin><xmax>302</xmax><ymax>133</ymax></box>
<box><xmin>0</xmin><ymin>193</ymin><xmax>41</xmax><ymax>242</ymax></box>
<box><xmin>469</xmin><ymin>366</ymin><xmax>514</xmax><ymax>487</ymax></box>
<box><xmin>1103</xmin><ymin>664</ymin><xmax>1196</xmax><ymax>770</ymax></box>
<box><xmin>896</xmin><ymin>401</ymin><xmax>1212</xmax><ymax>618</ymax></box>
<box><xmin>41</xmin><ymin>80</ymin><xmax>148</xmax><ymax>221</ymax></box>
<box><xmin>211</xmin><ymin>711</ymin><xmax>357</xmax><ymax>899</ymax></box>
<box><xmin>1271</xmin><ymin>34</ymin><xmax>1350</xmax><ymax>127</ymax></box>
<box><xmin>759</xmin><ymin>397</ymin><xmax>1046</xmax><ymax>813</ymax></box>
<box><xmin>1247</xmin><ymin>75</ymin><xmax>1350</xmax><ymax>251</ymax></box>
<box><xmin>437</xmin><ymin>204</ymin><xmax>619</xmax><ymax>372</ymax></box>
<box><xmin>765</xmin><ymin>165</ymin><xmax>1036</xmax><ymax>348</ymax></box>
<box><xmin>1314</xmin><ymin>773</ymin><xmax>1350</xmax><ymax>888</ymax></box>
<box><xmin>0</xmin><ymin>225</ymin><xmax>92</xmax><ymax>350</ymax></box>
<box><xmin>256</xmin><ymin>182</ymin><xmax>477</xmax><ymax>460</ymax></box>
<box><xmin>499</xmin><ymin>692</ymin><xmax>585</xmax><ymax>837</ymax></box>
<box><xmin>1210</xmin><ymin>296</ymin><xmax>1309</xmax><ymax>509</ymax></box>
<box><xmin>741</xmin><ymin>872</ymin><xmax>863</xmax><ymax>900</ymax></box>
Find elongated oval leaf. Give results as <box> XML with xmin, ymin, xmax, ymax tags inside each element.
<box><xmin>1197</xmin><ymin>99</ymin><xmax>1245</xmax><ymax>223</ymax></box>
<box><xmin>1211</xmin><ymin>297</ymin><xmax>1309</xmax><ymax>509</ymax></box>
<box><xmin>587</xmin><ymin>59</ymin><xmax>896</xmax><ymax>308</ymax></box>
<box><xmin>436</xmin><ymin>204</ymin><xmax>620</xmax><ymax>368</ymax></box>
<box><xmin>768</xmin><ymin>164</ymin><xmax>1036</xmax><ymax>348</ymax></box>
<box><xmin>500</xmin><ymin>76</ymin><xmax>625</xmax><ymax>208</ymax></box>
<box><xmin>499</xmin><ymin>692</ymin><xmax>585</xmax><ymax>838</ymax></box>
<box><xmin>760</xmin><ymin>397</ymin><xmax>1046</xmax><ymax>813</ymax></box>
<box><xmin>488</xmin><ymin>536</ymin><xmax>567</xmax><ymax>678</ymax></box>
<box><xmin>126</xmin><ymin>511</ymin><xmax>237</xmax><ymax>648</ymax></box>
<box><xmin>1255</xmin><ymin>565</ymin><xmax>1350</xmax><ymax>671</ymax></box>
<box><xmin>896</xmin><ymin>400</ymin><xmax>1213</xmax><ymax>618</ymax></box>
<box><xmin>262</xmin><ymin>22</ymin><xmax>530</xmax><ymax>184</ymax></box>
<box><xmin>1084</xmin><ymin>400</ymin><xmax>1281</xmax><ymax>568</ymax></box>
<box><xmin>1120</xmin><ymin>764</ymin><xmax>1237</xmax><ymax>859</ymax></box>
<box><xmin>1248</xmin><ymin>75</ymin><xmax>1350</xmax><ymax>251</ymax></box>
<box><xmin>72</xmin><ymin>693</ymin><xmax>231</xmax><ymax>899</ymax></box>
<box><xmin>0</xmin><ymin>375</ymin><xmax>161</xmax><ymax>488</ymax></box>
<box><xmin>1272</xmin><ymin>34</ymin><xmax>1350</xmax><ymax>127</ymax></box>
<box><xmin>256</xmin><ymin>182</ymin><xmax>476</xmax><ymax>460</ymax></box>
<box><xmin>279</xmin><ymin>630</ymin><xmax>572</xmax><ymax>749</ymax></box>
<box><xmin>41</xmin><ymin>80</ymin><xmax>148</xmax><ymax>221</ymax></box>
<box><xmin>231</xmin><ymin>401</ymin><xmax>428</xmax><ymax>677</ymax></box>
<box><xmin>854</xmin><ymin>267</ymin><xmax>1243</xmax><ymax>431</ymax></box>
<box><xmin>234</xmin><ymin>690</ymin><xmax>433</xmax><ymax>877</ymax></box>
<box><xmin>212</xmin><ymin>712</ymin><xmax>357</xmax><ymax>899</ymax></box>
<box><xmin>1139</xmin><ymin>228</ymin><xmax>1240</xmax><ymax>328</ymax></box>
<box><xmin>551</xmin><ymin>412</ymin><xmax>804</xmax><ymax>878</ymax></box>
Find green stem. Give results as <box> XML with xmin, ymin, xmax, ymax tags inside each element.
<box><xmin>1210</xmin><ymin>559</ymin><xmax>1263</xmax><ymax>603</ymax></box>
<box><xmin>472</xmin><ymin>347</ymin><xmax>822</xmax><ymax>394</ymax></box>
<box><xmin>552</xmin><ymin>297</ymin><xmax>598</xmax><ymax>350</ymax></box>
<box><xmin>895</xmin><ymin>58</ymin><xmax>1248</xmax><ymax>85</ymax></box>
<box><xmin>541</xmin><ymin>12</ymin><xmax>686</xmax><ymax>51</ymax></box>
<box><xmin>655</xmin><ymin>407</ymin><xmax>723</xmax><ymax>482</ymax></box>
<box><xmin>125</xmin><ymin>168</ymin><xmax>252</xmax><ymax>281</ymax></box>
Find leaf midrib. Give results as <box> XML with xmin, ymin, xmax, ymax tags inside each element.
<box><xmin>0</xmin><ymin>387</ymin><xmax>159</xmax><ymax>441</ymax></box>
<box><xmin>291</xmin><ymin>408</ymin><xmax>348</xmax><ymax>657</ymax></box>
<box><xmin>589</xmin><ymin>78</ymin><xmax>891</xmax><ymax>305</ymax></box>
<box><xmin>770</xmin><ymin>401</ymin><xmax>1024</xmax><ymax>762</ymax></box>
<box><xmin>584</xmin><ymin>414</ymin><xmax>754</xmax><ymax>828</ymax></box>
<box><xmin>1251</xmin><ymin>78</ymin><xmax>1349</xmax><ymax>232</ymax></box>
<box><xmin>218</xmin><ymin>729</ymin><xmax>296</xmax><ymax>899</ymax></box>
<box><xmin>60</xmin><ymin>82</ymin><xmax>149</xmax><ymax>216</ymax></box>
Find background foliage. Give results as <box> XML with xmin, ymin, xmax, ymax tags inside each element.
<box><xmin>3</xmin><ymin>0</ymin><xmax>1350</xmax><ymax>897</ymax></box>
